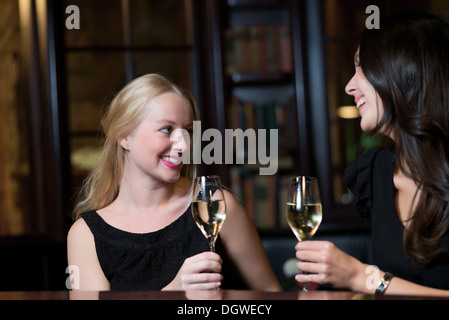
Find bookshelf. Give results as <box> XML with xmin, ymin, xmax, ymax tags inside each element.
<box><xmin>225</xmin><ymin>25</ymin><xmax>294</xmax><ymax>75</ymax></box>
<box><xmin>215</xmin><ymin>0</ymin><xmax>308</xmax><ymax>231</ymax></box>
<box><xmin>211</xmin><ymin>0</ymin><xmax>414</xmax><ymax>233</ymax></box>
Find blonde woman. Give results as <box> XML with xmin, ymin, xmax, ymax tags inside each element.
<box><xmin>67</xmin><ymin>74</ymin><xmax>280</xmax><ymax>292</ymax></box>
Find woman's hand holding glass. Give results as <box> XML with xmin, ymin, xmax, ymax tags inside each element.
<box><xmin>164</xmin><ymin>252</ymin><xmax>223</xmax><ymax>291</ymax></box>
<box><xmin>286</xmin><ymin>176</ymin><xmax>323</xmax><ymax>291</ymax></box>
<box><xmin>290</xmin><ymin>177</ymin><xmax>367</xmax><ymax>292</ymax></box>
<box><xmin>169</xmin><ymin>175</ymin><xmax>226</xmax><ymax>291</ymax></box>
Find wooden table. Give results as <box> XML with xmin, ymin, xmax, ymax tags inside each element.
<box><xmin>0</xmin><ymin>290</ymin><xmax>447</xmax><ymax>300</ymax></box>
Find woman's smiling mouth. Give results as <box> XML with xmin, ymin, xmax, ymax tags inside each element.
<box><xmin>161</xmin><ymin>156</ymin><xmax>182</xmax><ymax>168</ymax></box>
<box><xmin>356</xmin><ymin>96</ymin><xmax>367</xmax><ymax>109</ymax></box>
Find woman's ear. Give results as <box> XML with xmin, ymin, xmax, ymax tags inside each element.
<box><xmin>119</xmin><ymin>137</ymin><xmax>129</xmax><ymax>150</ymax></box>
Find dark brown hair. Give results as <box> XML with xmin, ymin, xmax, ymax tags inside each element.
<box><xmin>359</xmin><ymin>12</ymin><xmax>449</xmax><ymax>266</ymax></box>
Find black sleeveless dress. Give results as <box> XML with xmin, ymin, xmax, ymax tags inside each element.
<box><xmin>343</xmin><ymin>146</ymin><xmax>449</xmax><ymax>290</ymax></box>
<box><xmin>81</xmin><ymin>207</ymin><xmax>247</xmax><ymax>290</ymax></box>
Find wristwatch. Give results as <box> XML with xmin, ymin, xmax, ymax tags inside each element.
<box><xmin>375</xmin><ymin>272</ymin><xmax>394</xmax><ymax>295</ymax></box>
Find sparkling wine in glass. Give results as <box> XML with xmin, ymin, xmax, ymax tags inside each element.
<box><xmin>191</xmin><ymin>176</ymin><xmax>227</xmax><ymax>252</ymax></box>
<box><xmin>286</xmin><ymin>176</ymin><xmax>323</xmax><ymax>291</ymax></box>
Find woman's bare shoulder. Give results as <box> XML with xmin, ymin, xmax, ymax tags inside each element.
<box><xmin>67</xmin><ymin>217</ymin><xmax>93</xmax><ymax>245</ymax></box>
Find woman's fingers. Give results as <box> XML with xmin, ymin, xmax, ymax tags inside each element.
<box><xmin>294</xmin><ymin>241</ymin><xmax>365</xmax><ymax>289</ymax></box>
<box><xmin>184</xmin><ymin>252</ymin><xmax>223</xmax><ymax>274</ymax></box>
<box><xmin>184</xmin><ymin>272</ymin><xmax>223</xmax><ymax>286</ymax></box>
<box><xmin>177</xmin><ymin>252</ymin><xmax>224</xmax><ymax>290</ymax></box>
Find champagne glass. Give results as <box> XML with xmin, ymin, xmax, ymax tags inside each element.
<box><xmin>191</xmin><ymin>176</ymin><xmax>227</xmax><ymax>252</ymax></box>
<box><xmin>286</xmin><ymin>176</ymin><xmax>323</xmax><ymax>291</ymax></box>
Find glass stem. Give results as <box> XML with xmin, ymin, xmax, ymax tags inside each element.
<box><xmin>302</xmin><ymin>280</ymin><xmax>308</xmax><ymax>292</ymax></box>
<box><xmin>299</xmin><ymin>257</ymin><xmax>308</xmax><ymax>291</ymax></box>
<box><xmin>209</xmin><ymin>237</ymin><xmax>216</xmax><ymax>252</ymax></box>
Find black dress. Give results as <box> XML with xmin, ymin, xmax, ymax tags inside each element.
<box><xmin>81</xmin><ymin>207</ymin><xmax>246</xmax><ymax>290</ymax></box>
<box><xmin>343</xmin><ymin>147</ymin><xmax>449</xmax><ymax>290</ymax></box>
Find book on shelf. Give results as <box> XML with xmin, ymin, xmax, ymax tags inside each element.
<box><xmin>225</xmin><ymin>25</ymin><xmax>293</xmax><ymax>75</ymax></box>
<box><xmin>227</xmin><ymin>96</ymin><xmax>297</xmax><ymax>153</ymax></box>
<box><xmin>229</xmin><ymin>167</ymin><xmax>293</xmax><ymax>230</ymax></box>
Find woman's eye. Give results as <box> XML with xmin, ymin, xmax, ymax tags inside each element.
<box><xmin>354</xmin><ymin>54</ymin><xmax>361</xmax><ymax>67</ymax></box>
<box><xmin>160</xmin><ymin>127</ymin><xmax>172</xmax><ymax>134</ymax></box>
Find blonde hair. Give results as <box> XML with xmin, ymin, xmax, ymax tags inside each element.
<box><xmin>72</xmin><ymin>74</ymin><xmax>200</xmax><ymax>220</ymax></box>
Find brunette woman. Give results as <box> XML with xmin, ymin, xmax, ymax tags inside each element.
<box><xmin>295</xmin><ymin>12</ymin><xmax>449</xmax><ymax>296</ymax></box>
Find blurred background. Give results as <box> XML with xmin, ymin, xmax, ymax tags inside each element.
<box><xmin>1</xmin><ymin>0</ymin><xmax>448</xmax><ymax>291</ymax></box>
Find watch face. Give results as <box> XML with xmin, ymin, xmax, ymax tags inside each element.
<box><xmin>375</xmin><ymin>273</ymin><xmax>393</xmax><ymax>295</ymax></box>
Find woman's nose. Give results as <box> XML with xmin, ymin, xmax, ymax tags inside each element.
<box><xmin>345</xmin><ymin>75</ymin><xmax>356</xmax><ymax>96</ymax></box>
<box><xmin>171</xmin><ymin>129</ymin><xmax>189</xmax><ymax>152</ymax></box>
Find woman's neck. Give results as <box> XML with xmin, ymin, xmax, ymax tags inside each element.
<box><xmin>97</xmin><ymin>177</ymin><xmax>192</xmax><ymax>233</ymax></box>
